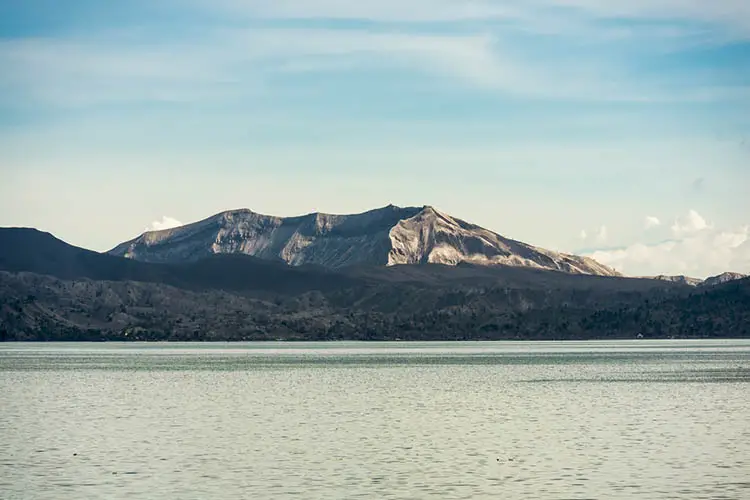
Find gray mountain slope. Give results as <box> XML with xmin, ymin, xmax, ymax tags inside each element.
<box><xmin>647</xmin><ymin>272</ymin><xmax>748</xmax><ymax>287</ymax></box>
<box><xmin>649</xmin><ymin>275</ymin><xmax>704</xmax><ymax>286</ymax></box>
<box><xmin>700</xmin><ymin>272</ymin><xmax>748</xmax><ymax>287</ymax></box>
<box><xmin>109</xmin><ymin>205</ymin><xmax>621</xmax><ymax>276</ymax></box>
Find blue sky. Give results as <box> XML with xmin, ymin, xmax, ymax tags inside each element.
<box><xmin>1</xmin><ymin>0</ymin><xmax>749</xmax><ymax>278</ymax></box>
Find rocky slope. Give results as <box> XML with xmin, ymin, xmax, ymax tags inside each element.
<box><xmin>649</xmin><ymin>273</ymin><xmax>747</xmax><ymax>287</ymax></box>
<box><xmin>650</xmin><ymin>275</ymin><xmax>704</xmax><ymax>286</ymax></box>
<box><xmin>700</xmin><ymin>272</ymin><xmax>748</xmax><ymax>287</ymax></box>
<box><xmin>109</xmin><ymin>205</ymin><xmax>620</xmax><ymax>276</ymax></box>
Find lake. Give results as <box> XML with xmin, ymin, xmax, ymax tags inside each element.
<box><xmin>1</xmin><ymin>340</ymin><xmax>749</xmax><ymax>499</ymax></box>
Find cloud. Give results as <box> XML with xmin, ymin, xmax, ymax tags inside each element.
<box><xmin>5</xmin><ymin>28</ymin><xmax>668</xmax><ymax>107</ymax></box>
<box><xmin>239</xmin><ymin>30</ymin><xmax>518</xmax><ymax>90</ymax></box>
<box><xmin>3</xmin><ymin>2</ymin><xmax>745</xmax><ymax>109</ymax></box>
<box><xmin>0</xmin><ymin>31</ymin><xmax>536</xmax><ymax>106</ymax></box>
<box><xmin>671</xmin><ymin>209</ymin><xmax>710</xmax><ymax>235</ymax></box>
<box><xmin>204</xmin><ymin>0</ymin><xmax>750</xmax><ymax>37</ymax></box>
<box><xmin>205</xmin><ymin>0</ymin><xmax>750</xmax><ymax>27</ymax></box>
<box><xmin>0</xmin><ymin>37</ymin><xmax>243</xmax><ymax>106</ymax></box>
<box><xmin>207</xmin><ymin>0</ymin><xmax>520</xmax><ymax>22</ymax></box>
<box><xmin>644</xmin><ymin>216</ymin><xmax>661</xmax><ymax>229</ymax></box>
<box><xmin>146</xmin><ymin>216</ymin><xmax>183</xmax><ymax>232</ymax></box>
<box><xmin>579</xmin><ymin>229</ymin><xmax>588</xmax><ymax>240</ymax></box>
<box><xmin>585</xmin><ymin>210</ymin><xmax>749</xmax><ymax>278</ymax></box>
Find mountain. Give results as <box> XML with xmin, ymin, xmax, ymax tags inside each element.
<box><xmin>109</xmin><ymin>205</ymin><xmax>620</xmax><ymax>276</ymax></box>
<box><xmin>649</xmin><ymin>273</ymin><xmax>748</xmax><ymax>287</ymax></box>
<box><xmin>0</xmin><ymin>228</ymin><xmax>660</xmax><ymax>297</ymax></box>
<box><xmin>650</xmin><ymin>275</ymin><xmax>703</xmax><ymax>286</ymax></box>
<box><xmin>700</xmin><ymin>272</ymin><xmax>748</xmax><ymax>287</ymax></box>
<box><xmin>0</xmin><ymin>228</ymin><xmax>358</xmax><ymax>294</ymax></box>
<box><xmin>3</xmin><ymin>226</ymin><xmax>748</xmax><ymax>342</ymax></box>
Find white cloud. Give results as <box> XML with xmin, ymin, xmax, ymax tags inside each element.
<box><xmin>580</xmin><ymin>229</ymin><xmax>588</xmax><ymax>240</ymax></box>
<box><xmin>585</xmin><ymin>211</ymin><xmax>749</xmax><ymax>278</ymax></box>
<box><xmin>146</xmin><ymin>216</ymin><xmax>183</xmax><ymax>232</ymax></box>
<box><xmin>239</xmin><ymin>30</ymin><xmax>519</xmax><ymax>90</ymax></box>
<box><xmin>644</xmin><ymin>215</ymin><xmax>661</xmax><ymax>229</ymax></box>
<box><xmin>671</xmin><ymin>209</ymin><xmax>710</xmax><ymax>236</ymax></box>
<box><xmin>0</xmin><ymin>31</ymin><xmax>534</xmax><ymax>105</ymax></box>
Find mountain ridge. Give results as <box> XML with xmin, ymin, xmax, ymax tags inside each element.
<box><xmin>701</xmin><ymin>272</ymin><xmax>748</xmax><ymax>287</ymax></box>
<box><xmin>109</xmin><ymin>205</ymin><xmax>621</xmax><ymax>277</ymax></box>
<box><xmin>648</xmin><ymin>273</ymin><xmax>747</xmax><ymax>287</ymax></box>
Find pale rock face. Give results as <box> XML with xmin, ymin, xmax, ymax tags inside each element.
<box><xmin>109</xmin><ymin>205</ymin><xmax>621</xmax><ymax>276</ymax></box>
<box><xmin>700</xmin><ymin>272</ymin><xmax>748</xmax><ymax>287</ymax></box>
<box><xmin>650</xmin><ymin>275</ymin><xmax>703</xmax><ymax>286</ymax></box>
<box><xmin>386</xmin><ymin>206</ymin><xmax>618</xmax><ymax>275</ymax></box>
<box><xmin>647</xmin><ymin>272</ymin><xmax>747</xmax><ymax>287</ymax></box>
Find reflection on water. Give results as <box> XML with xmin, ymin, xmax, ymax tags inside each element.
<box><xmin>2</xmin><ymin>340</ymin><xmax>749</xmax><ymax>499</ymax></box>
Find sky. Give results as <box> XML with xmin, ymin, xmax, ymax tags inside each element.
<box><xmin>1</xmin><ymin>0</ymin><xmax>748</xmax><ymax>279</ymax></box>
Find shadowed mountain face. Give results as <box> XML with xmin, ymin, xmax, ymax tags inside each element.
<box><xmin>109</xmin><ymin>205</ymin><xmax>620</xmax><ymax>276</ymax></box>
<box><xmin>110</xmin><ymin>205</ymin><xmax>419</xmax><ymax>268</ymax></box>
<box><xmin>0</xmin><ymin>228</ymin><xmax>358</xmax><ymax>294</ymax></box>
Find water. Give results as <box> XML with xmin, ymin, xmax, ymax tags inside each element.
<box><xmin>1</xmin><ymin>340</ymin><xmax>749</xmax><ymax>499</ymax></box>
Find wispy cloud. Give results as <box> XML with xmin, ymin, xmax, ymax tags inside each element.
<box><xmin>2</xmin><ymin>0</ymin><xmax>746</xmax><ymax>108</ymax></box>
<box><xmin>202</xmin><ymin>0</ymin><xmax>521</xmax><ymax>22</ymax></box>
<box><xmin>4</xmin><ymin>26</ymin><xmax>737</xmax><ymax>109</ymax></box>
<box><xmin>201</xmin><ymin>0</ymin><xmax>750</xmax><ymax>38</ymax></box>
<box><xmin>0</xmin><ymin>37</ymin><xmax>244</xmax><ymax>106</ymax></box>
<box><xmin>0</xmin><ymin>29</ymin><xmax>599</xmax><ymax>106</ymax></box>
<box><xmin>0</xmin><ymin>30</ymin><xmax>519</xmax><ymax>105</ymax></box>
<box><xmin>234</xmin><ymin>29</ymin><xmax>518</xmax><ymax>89</ymax></box>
